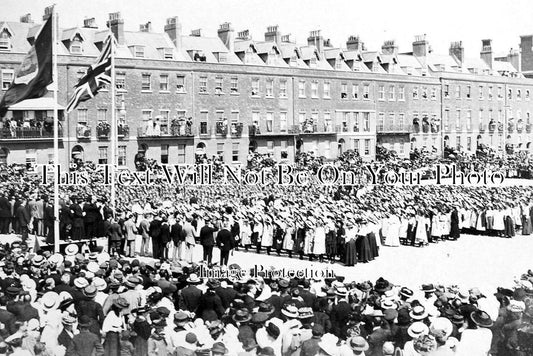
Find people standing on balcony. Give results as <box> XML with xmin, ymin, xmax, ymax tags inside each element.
<box><xmin>153</xmin><ymin>117</ymin><xmax>161</xmax><ymax>136</ymax></box>
<box><xmin>145</xmin><ymin>117</ymin><xmax>154</xmax><ymax>136</ymax></box>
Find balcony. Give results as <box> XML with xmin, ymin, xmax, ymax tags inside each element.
<box><xmin>137</xmin><ymin>125</ymin><xmax>194</xmax><ymax>139</ymax></box>
<box><xmin>77</xmin><ymin>125</ymin><xmax>92</xmax><ymax>140</ymax></box>
<box><xmin>198</xmin><ymin>127</ymin><xmax>212</xmax><ymax>136</ymax></box>
<box><xmin>248</xmin><ymin>125</ymin><xmax>299</xmax><ymax>136</ymax></box>
<box><xmin>479</xmin><ymin>125</ymin><xmax>486</xmax><ymax>133</ymax></box>
<box><xmin>376</xmin><ymin>125</ymin><xmax>413</xmax><ymax>135</ymax></box>
<box><xmin>0</xmin><ymin>127</ymin><xmax>63</xmax><ymax>141</ymax></box>
<box><xmin>96</xmin><ymin>123</ymin><xmax>110</xmax><ymax>140</ymax></box>
<box><xmin>527</xmin><ymin>124</ymin><xmax>532</xmax><ymax>133</ymax></box>
<box><xmin>297</xmin><ymin>124</ymin><xmax>339</xmax><ymax>135</ymax></box>
<box><xmin>508</xmin><ymin>123</ymin><xmax>515</xmax><ymax>134</ymax></box>
<box><xmin>229</xmin><ymin>123</ymin><xmax>244</xmax><ymax>137</ymax></box>
<box><xmin>118</xmin><ymin>124</ymin><xmax>129</xmax><ymax>139</ymax></box>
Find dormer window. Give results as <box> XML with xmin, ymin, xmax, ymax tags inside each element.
<box><xmin>130</xmin><ymin>46</ymin><xmax>145</xmax><ymax>58</ymax></box>
<box><xmin>335</xmin><ymin>59</ymin><xmax>342</xmax><ymax>70</ymax></box>
<box><xmin>158</xmin><ymin>48</ymin><xmax>173</xmax><ymax>60</ymax></box>
<box><xmin>290</xmin><ymin>55</ymin><xmax>297</xmax><ymax>65</ymax></box>
<box><xmin>217</xmin><ymin>53</ymin><xmax>227</xmax><ymax>63</ymax></box>
<box><xmin>70</xmin><ymin>39</ymin><xmax>82</xmax><ymax>55</ymax></box>
<box><xmin>0</xmin><ymin>30</ymin><xmax>12</xmax><ymax>51</ymax></box>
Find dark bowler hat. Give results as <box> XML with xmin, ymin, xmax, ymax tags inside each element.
<box><xmin>232</xmin><ymin>309</ymin><xmax>252</xmax><ymax>323</ymax></box>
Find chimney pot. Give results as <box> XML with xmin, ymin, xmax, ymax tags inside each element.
<box><xmin>218</xmin><ymin>22</ymin><xmax>235</xmax><ymax>52</ymax></box>
<box><xmin>20</xmin><ymin>13</ymin><xmax>33</xmax><ymax>23</ymax></box>
<box><xmin>191</xmin><ymin>29</ymin><xmax>202</xmax><ymax>37</ymax></box>
<box><xmin>106</xmin><ymin>12</ymin><xmax>124</xmax><ymax>45</ymax></box>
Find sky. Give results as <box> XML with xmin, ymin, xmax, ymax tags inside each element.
<box><xmin>2</xmin><ymin>0</ymin><xmax>532</xmax><ymax>58</ymax></box>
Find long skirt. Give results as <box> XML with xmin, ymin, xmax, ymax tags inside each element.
<box><xmin>356</xmin><ymin>235</ymin><xmax>372</xmax><ymax>263</ymax></box>
<box><xmin>325</xmin><ymin>231</ymin><xmax>337</xmax><ymax>256</ymax></box>
<box><xmin>522</xmin><ymin>216</ymin><xmax>532</xmax><ymax>235</ymax></box>
<box><xmin>104</xmin><ymin>331</ymin><xmax>120</xmax><ymax>356</ymax></box>
<box><xmin>504</xmin><ymin>216</ymin><xmax>516</xmax><ymax>237</ymax></box>
<box><xmin>133</xmin><ymin>336</ymin><xmax>148</xmax><ymax>356</ymax></box>
<box><xmin>367</xmin><ymin>232</ymin><xmax>378</xmax><ymax>259</ymax></box>
<box><xmin>344</xmin><ymin>239</ymin><xmax>357</xmax><ymax>266</ymax></box>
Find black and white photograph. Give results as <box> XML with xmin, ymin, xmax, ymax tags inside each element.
<box><xmin>0</xmin><ymin>0</ymin><xmax>532</xmax><ymax>355</ymax></box>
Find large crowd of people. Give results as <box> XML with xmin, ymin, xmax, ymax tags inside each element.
<box><xmin>0</xmin><ymin>150</ymin><xmax>531</xmax><ymax>355</ymax></box>
<box><xmin>0</xmin><ymin>242</ymin><xmax>528</xmax><ymax>355</ymax></box>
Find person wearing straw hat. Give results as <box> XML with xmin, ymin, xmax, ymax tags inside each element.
<box><xmin>402</xmin><ymin>322</ymin><xmax>429</xmax><ymax>355</ymax></box>
<box><xmin>455</xmin><ymin>310</ymin><xmax>493</xmax><ymax>356</ymax></box>
<box><xmin>102</xmin><ymin>297</ymin><xmax>129</xmax><ymax>356</ymax></box>
<box><xmin>178</xmin><ymin>274</ymin><xmax>202</xmax><ymax>313</ymax></box>
<box><xmin>317</xmin><ymin>333</ymin><xmax>339</xmax><ymax>356</ymax></box>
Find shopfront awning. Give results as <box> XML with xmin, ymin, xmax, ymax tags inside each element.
<box><xmin>8</xmin><ymin>98</ymin><xmax>65</xmax><ymax>111</ymax></box>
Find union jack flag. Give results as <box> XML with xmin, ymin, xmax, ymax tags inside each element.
<box><xmin>66</xmin><ymin>35</ymin><xmax>113</xmax><ymax>112</ymax></box>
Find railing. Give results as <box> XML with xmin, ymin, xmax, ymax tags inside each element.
<box><xmin>77</xmin><ymin>125</ymin><xmax>92</xmax><ymax>139</ymax></box>
<box><xmin>118</xmin><ymin>124</ymin><xmax>129</xmax><ymax>138</ymax></box>
<box><xmin>0</xmin><ymin>127</ymin><xmax>63</xmax><ymax>139</ymax></box>
<box><xmin>527</xmin><ymin>124</ymin><xmax>532</xmax><ymax>133</ymax></box>
<box><xmin>248</xmin><ymin>125</ymin><xmax>300</xmax><ymax>136</ymax></box>
<box><xmin>229</xmin><ymin>123</ymin><xmax>244</xmax><ymax>137</ymax></box>
<box><xmin>377</xmin><ymin>125</ymin><xmax>413</xmax><ymax>134</ymax></box>
<box><xmin>479</xmin><ymin>125</ymin><xmax>486</xmax><ymax>133</ymax></box>
<box><xmin>489</xmin><ymin>124</ymin><xmax>496</xmax><ymax>133</ymax></box>
<box><xmin>296</xmin><ymin>124</ymin><xmax>340</xmax><ymax>134</ymax></box>
<box><xmin>137</xmin><ymin>126</ymin><xmax>194</xmax><ymax>138</ymax></box>
<box><xmin>508</xmin><ymin>124</ymin><xmax>515</xmax><ymax>133</ymax></box>
<box><xmin>97</xmin><ymin>126</ymin><xmax>110</xmax><ymax>139</ymax></box>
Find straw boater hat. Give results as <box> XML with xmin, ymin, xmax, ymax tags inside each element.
<box><xmin>410</xmin><ymin>305</ymin><xmax>429</xmax><ymax>320</ymax></box>
<box><xmin>408</xmin><ymin>321</ymin><xmax>429</xmax><ymax>338</ymax></box>
<box><xmin>186</xmin><ymin>273</ymin><xmax>201</xmax><ymax>284</ymax></box>
<box><xmin>349</xmin><ymin>336</ymin><xmax>369</xmax><ymax>352</ymax></box>
<box><xmin>41</xmin><ymin>292</ymin><xmax>60</xmax><ymax>311</ymax></box>
<box><xmin>65</xmin><ymin>244</ymin><xmax>79</xmax><ymax>256</ymax></box>
<box><xmin>318</xmin><ymin>334</ymin><xmax>339</xmax><ymax>356</ymax></box>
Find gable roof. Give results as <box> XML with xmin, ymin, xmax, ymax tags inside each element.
<box><xmin>0</xmin><ymin>21</ymin><xmax>34</xmax><ymax>53</ymax></box>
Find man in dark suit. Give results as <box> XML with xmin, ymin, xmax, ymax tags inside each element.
<box><xmin>43</xmin><ymin>196</ymin><xmax>55</xmax><ymax>245</ymax></box>
<box><xmin>160</xmin><ymin>215</ymin><xmax>170</xmax><ymax>260</ymax></box>
<box><xmin>0</xmin><ymin>296</ymin><xmax>16</xmax><ymax>334</ymax></box>
<box><xmin>178</xmin><ymin>275</ymin><xmax>202</xmax><ymax>313</ymax></box>
<box><xmin>214</xmin><ymin>281</ymin><xmax>238</xmax><ymax>310</ymax></box>
<box><xmin>170</xmin><ymin>213</ymin><xmax>182</xmax><ymax>262</ymax></box>
<box><xmin>330</xmin><ymin>293</ymin><xmax>351</xmax><ymax>336</ymax></box>
<box><xmin>200</xmin><ymin>217</ymin><xmax>217</xmax><ymax>266</ymax></box>
<box><xmin>216</xmin><ymin>220</ymin><xmax>233</xmax><ymax>266</ymax></box>
<box><xmin>15</xmin><ymin>199</ymin><xmax>30</xmax><ymax>241</ymax></box>
<box><xmin>149</xmin><ymin>215</ymin><xmax>162</xmax><ymax>259</ymax></box>
<box><xmin>83</xmin><ymin>195</ymin><xmax>100</xmax><ymax>240</ymax></box>
<box><xmin>0</xmin><ymin>194</ymin><xmax>11</xmax><ymax>234</ymax></box>
<box><xmin>107</xmin><ymin>216</ymin><xmax>122</xmax><ymax>256</ymax></box>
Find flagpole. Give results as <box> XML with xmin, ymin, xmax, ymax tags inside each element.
<box><xmin>52</xmin><ymin>5</ymin><xmax>60</xmax><ymax>253</ymax></box>
<box><xmin>110</xmin><ymin>35</ymin><xmax>117</xmax><ymax>217</ymax></box>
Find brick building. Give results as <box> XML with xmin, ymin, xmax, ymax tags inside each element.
<box><xmin>0</xmin><ymin>9</ymin><xmax>533</xmax><ymax>169</ymax></box>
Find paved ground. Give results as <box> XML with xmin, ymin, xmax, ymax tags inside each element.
<box><xmin>8</xmin><ymin>231</ymin><xmax>533</xmax><ymax>293</ymax></box>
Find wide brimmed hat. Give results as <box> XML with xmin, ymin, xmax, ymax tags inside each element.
<box><xmin>62</xmin><ymin>315</ymin><xmax>77</xmax><ymax>325</ymax></box>
<box><xmin>65</xmin><ymin>244</ymin><xmax>79</xmax><ymax>256</ymax></box>
<box><xmin>41</xmin><ymin>291</ymin><xmax>60</xmax><ymax>311</ymax></box>
<box><xmin>507</xmin><ymin>300</ymin><xmax>526</xmax><ymax>313</ymax></box>
<box><xmin>429</xmin><ymin>317</ymin><xmax>453</xmax><ymax>338</ymax></box>
<box><xmin>298</xmin><ymin>307</ymin><xmax>314</xmax><ymax>319</ymax></box>
<box><xmin>211</xmin><ymin>342</ymin><xmax>228</xmax><ymax>355</ymax></box>
<box><xmin>74</xmin><ymin>277</ymin><xmax>89</xmax><ymax>289</ymax></box>
<box><xmin>410</xmin><ymin>305</ymin><xmax>428</xmax><ymax>320</ymax></box>
<box><xmin>380</xmin><ymin>299</ymin><xmax>397</xmax><ymax>310</ymax></box>
<box><xmin>265</xmin><ymin>322</ymin><xmax>280</xmax><ymax>339</ymax></box>
<box><xmin>408</xmin><ymin>321</ymin><xmax>429</xmax><ymax>338</ymax></box>
<box><xmin>400</xmin><ymin>287</ymin><xmax>414</xmax><ymax>299</ymax></box>
<box><xmin>349</xmin><ymin>336</ymin><xmax>369</xmax><ymax>352</ymax></box>
<box><xmin>113</xmin><ymin>297</ymin><xmax>130</xmax><ymax>309</ymax></box>
<box><xmin>232</xmin><ymin>309</ymin><xmax>252</xmax><ymax>323</ymax></box>
<box><xmin>470</xmin><ymin>310</ymin><xmax>493</xmax><ymax>328</ymax></box>
<box><xmin>186</xmin><ymin>273</ymin><xmax>201</xmax><ymax>284</ymax></box>
<box><xmin>83</xmin><ymin>285</ymin><xmax>97</xmax><ymax>298</ymax></box>
<box><xmin>318</xmin><ymin>334</ymin><xmax>339</xmax><ymax>356</ymax></box>
<box><xmin>258</xmin><ymin>302</ymin><xmax>275</xmax><ymax>315</ymax></box>
<box><xmin>92</xmin><ymin>277</ymin><xmax>107</xmax><ymax>291</ymax></box>
<box><xmin>421</xmin><ymin>284</ymin><xmax>436</xmax><ymax>293</ymax></box>
<box><xmin>281</xmin><ymin>305</ymin><xmax>299</xmax><ymax>319</ymax></box>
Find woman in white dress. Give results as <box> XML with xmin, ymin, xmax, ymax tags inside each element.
<box><xmin>431</xmin><ymin>210</ymin><xmax>442</xmax><ymax>241</ymax></box>
<box><xmin>240</xmin><ymin>219</ymin><xmax>252</xmax><ymax>250</ymax></box>
<box><xmin>304</xmin><ymin>219</ymin><xmax>315</xmax><ymax>257</ymax></box>
<box><xmin>492</xmin><ymin>206</ymin><xmax>505</xmax><ymax>236</ymax></box>
<box><xmin>261</xmin><ymin>218</ymin><xmax>274</xmax><ymax>254</ymax></box>
<box><xmin>415</xmin><ymin>211</ymin><xmax>429</xmax><ymax>245</ymax></box>
<box><xmin>313</xmin><ymin>219</ymin><xmax>327</xmax><ymax>262</ymax></box>
<box><xmin>399</xmin><ymin>213</ymin><xmax>409</xmax><ymax>244</ymax></box>
<box><xmin>385</xmin><ymin>213</ymin><xmax>401</xmax><ymax>247</ymax></box>
<box><xmin>282</xmin><ymin>220</ymin><xmax>295</xmax><ymax>254</ymax></box>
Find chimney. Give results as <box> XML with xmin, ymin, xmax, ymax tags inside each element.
<box><xmin>449</xmin><ymin>41</ymin><xmax>464</xmax><ymax>66</ymax></box>
<box><xmin>217</xmin><ymin>22</ymin><xmax>235</xmax><ymax>52</ymax></box>
<box><xmin>346</xmin><ymin>35</ymin><xmax>363</xmax><ymax>51</ymax></box>
<box><xmin>381</xmin><ymin>40</ymin><xmax>398</xmax><ymax>56</ymax></box>
<box><xmin>106</xmin><ymin>12</ymin><xmax>124</xmax><ymax>45</ymax></box>
<box><xmin>323</xmin><ymin>39</ymin><xmax>333</xmax><ymax>48</ymax></box>
<box><xmin>190</xmin><ymin>29</ymin><xmax>202</xmax><ymax>37</ymax></box>
<box><xmin>42</xmin><ymin>5</ymin><xmax>55</xmax><ymax>21</ymax></box>
<box><xmin>413</xmin><ymin>34</ymin><xmax>429</xmax><ymax>57</ymax></box>
<box><xmin>164</xmin><ymin>16</ymin><xmax>182</xmax><ymax>51</ymax></box>
<box><xmin>281</xmin><ymin>34</ymin><xmax>294</xmax><ymax>43</ymax></box>
<box><xmin>307</xmin><ymin>30</ymin><xmax>323</xmax><ymax>53</ymax></box>
<box><xmin>139</xmin><ymin>21</ymin><xmax>152</xmax><ymax>32</ymax></box>
<box><xmin>508</xmin><ymin>48</ymin><xmax>521</xmax><ymax>72</ymax></box>
<box><xmin>237</xmin><ymin>30</ymin><xmax>250</xmax><ymax>40</ymax></box>
<box><xmin>265</xmin><ymin>25</ymin><xmax>281</xmax><ymax>44</ymax></box>
<box><xmin>83</xmin><ymin>17</ymin><xmax>97</xmax><ymax>29</ymax></box>
<box><xmin>481</xmin><ymin>39</ymin><xmax>493</xmax><ymax>69</ymax></box>
<box><xmin>20</xmin><ymin>14</ymin><xmax>33</xmax><ymax>24</ymax></box>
